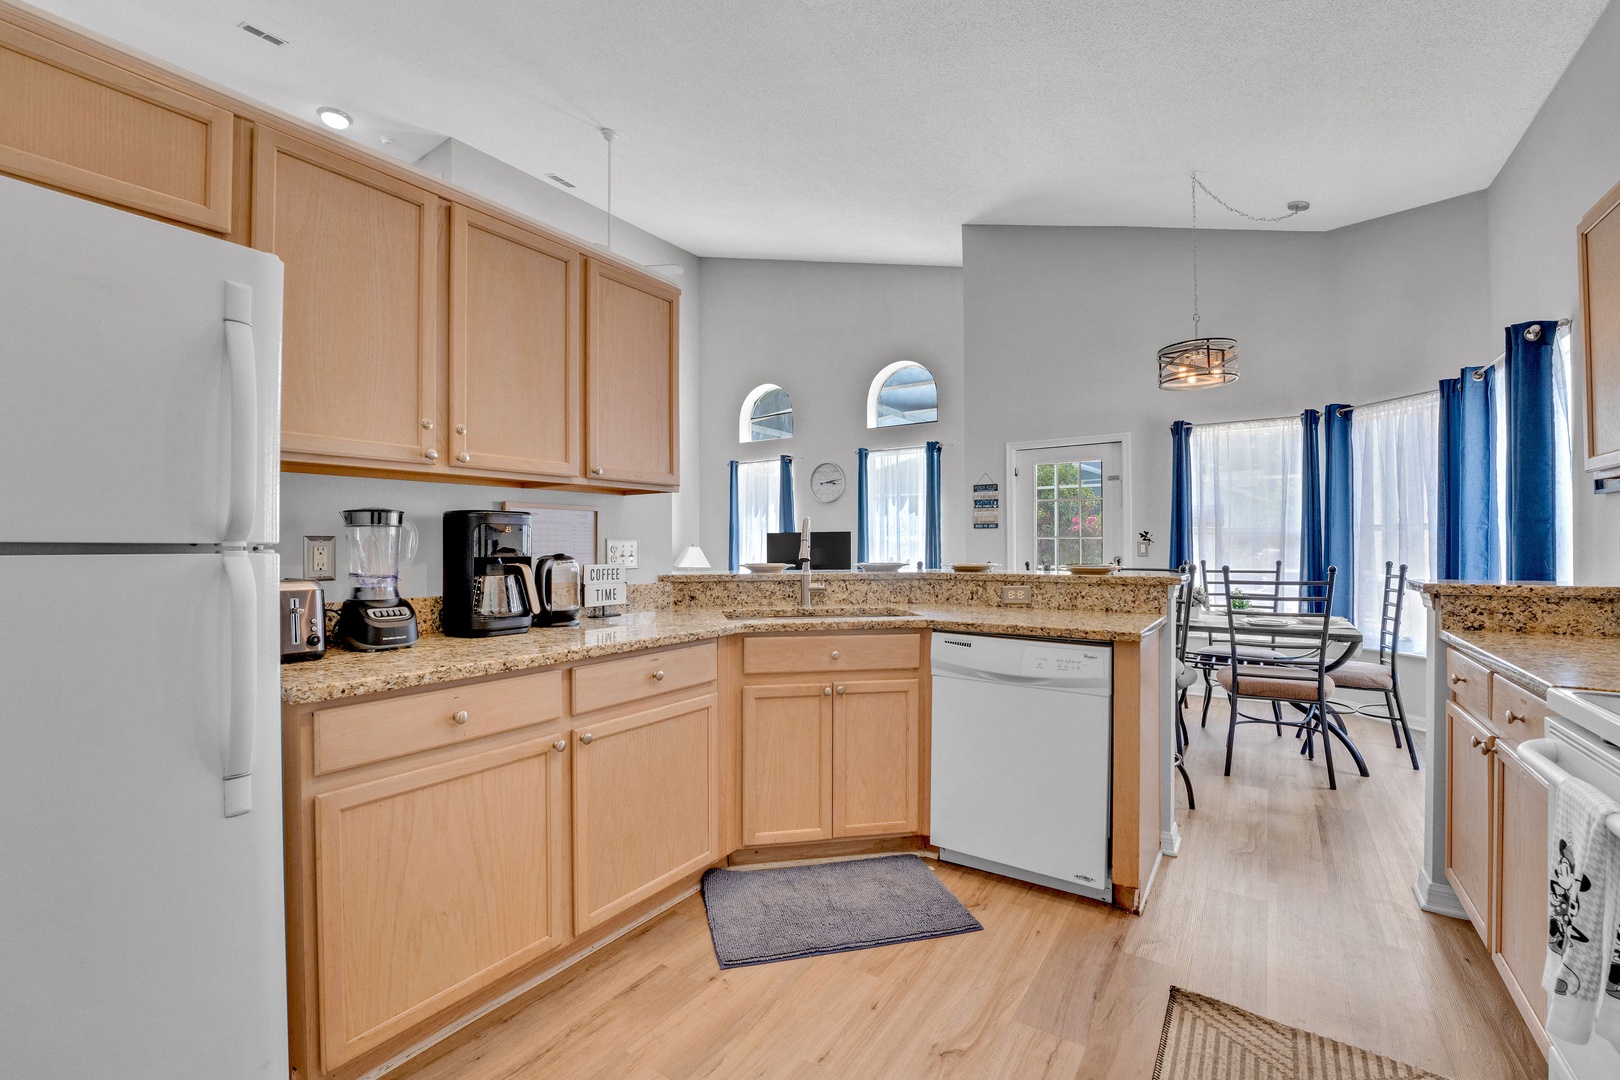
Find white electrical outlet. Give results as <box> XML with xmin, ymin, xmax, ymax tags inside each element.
<box><xmin>303</xmin><ymin>535</ymin><xmax>336</xmax><ymax>581</ymax></box>
<box><xmin>605</xmin><ymin>539</ymin><xmax>639</xmax><ymax>568</ymax></box>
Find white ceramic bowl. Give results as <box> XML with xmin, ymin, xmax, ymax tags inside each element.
<box><xmin>858</xmin><ymin>561</ymin><xmax>907</xmax><ymax>572</ymax></box>
<box><xmin>742</xmin><ymin>562</ymin><xmax>790</xmax><ymax>574</ymax></box>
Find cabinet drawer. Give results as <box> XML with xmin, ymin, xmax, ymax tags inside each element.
<box><xmin>1445</xmin><ymin>647</ymin><xmax>1492</xmax><ymax>722</ymax></box>
<box><xmin>572</xmin><ymin>641</ymin><xmax>717</xmax><ymax>715</ymax></box>
<box><xmin>1491</xmin><ymin>674</ymin><xmax>1548</xmax><ymax>746</ymax></box>
<box><xmin>313</xmin><ymin>671</ymin><xmax>564</xmax><ymax>775</ymax></box>
<box><xmin>743</xmin><ymin>633</ymin><xmax>921</xmax><ymax>675</ymax></box>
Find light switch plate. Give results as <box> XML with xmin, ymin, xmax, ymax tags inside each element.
<box><xmin>605</xmin><ymin>539</ymin><xmax>638</xmax><ymax>568</ymax></box>
<box><xmin>303</xmin><ymin>535</ymin><xmax>336</xmax><ymax>581</ymax></box>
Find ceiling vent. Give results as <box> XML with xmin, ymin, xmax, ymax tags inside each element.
<box><xmin>238</xmin><ymin>23</ymin><xmax>288</xmax><ymax>46</ymax></box>
<box><xmin>545</xmin><ymin>173</ymin><xmax>576</xmax><ymax>189</ymax></box>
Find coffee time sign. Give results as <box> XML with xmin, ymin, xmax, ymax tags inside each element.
<box><xmin>583</xmin><ymin>563</ymin><xmax>628</xmax><ymax>608</ymax></box>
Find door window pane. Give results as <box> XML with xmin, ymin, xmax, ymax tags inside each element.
<box><xmin>1033</xmin><ymin>457</ymin><xmax>1103</xmax><ymax>566</ymax></box>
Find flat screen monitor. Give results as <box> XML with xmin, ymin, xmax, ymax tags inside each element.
<box><xmin>766</xmin><ymin>531</ymin><xmax>853</xmax><ymax>570</ymax></box>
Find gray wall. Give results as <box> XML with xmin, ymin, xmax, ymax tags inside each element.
<box><xmin>280</xmin><ymin>138</ymin><xmax>702</xmax><ymax>592</ymax></box>
<box><xmin>959</xmin><ymin>194</ymin><xmax>1491</xmax><ymax>567</ymax></box>
<box><xmin>1484</xmin><ymin>0</ymin><xmax>1620</xmax><ymax>583</ymax></box>
<box><xmin>696</xmin><ymin>260</ymin><xmax>964</xmax><ymax>566</ymax></box>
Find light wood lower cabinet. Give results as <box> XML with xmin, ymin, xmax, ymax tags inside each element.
<box><xmin>1446</xmin><ymin>703</ymin><xmax>1495</xmax><ymax>937</ymax></box>
<box><xmin>833</xmin><ymin>679</ymin><xmax>920</xmax><ymax>837</ymax></box>
<box><xmin>1494</xmin><ymin>741</ymin><xmax>1550</xmax><ymax>1035</ymax></box>
<box><xmin>312</xmin><ymin>736</ymin><xmax>569</xmax><ymax>1069</ymax></box>
<box><xmin>741</xmin><ymin>683</ymin><xmax>835</xmax><ymax>844</ymax></box>
<box><xmin>571</xmin><ymin>693</ymin><xmax>720</xmax><ymax>931</ymax></box>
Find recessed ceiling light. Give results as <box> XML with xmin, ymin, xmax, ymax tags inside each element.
<box><xmin>316</xmin><ymin>108</ymin><xmax>352</xmax><ymax>131</ymax></box>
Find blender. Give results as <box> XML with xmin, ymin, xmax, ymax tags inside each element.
<box><xmin>336</xmin><ymin>508</ymin><xmax>420</xmax><ymax>650</ymax></box>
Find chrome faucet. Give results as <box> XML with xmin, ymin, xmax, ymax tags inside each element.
<box><xmin>798</xmin><ymin>516</ymin><xmax>822</xmax><ymax>607</ymax></box>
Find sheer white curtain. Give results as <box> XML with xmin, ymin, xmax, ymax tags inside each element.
<box><xmin>866</xmin><ymin>446</ymin><xmax>928</xmax><ymax>566</ymax></box>
<box><xmin>1189</xmin><ymin>418</ymin><xmax>1303</xmax><ymax>581</ymax></box>
<box><xmin>736</xmin><ymin>459</ymin><xmax>780</xmax><ymax>565</ymax></box>
<box><xmin>1350</xmin><ymin>392</ymin><xmax>1439</xmax><ymax>653</ymax></box>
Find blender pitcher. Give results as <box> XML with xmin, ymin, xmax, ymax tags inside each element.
<box><xmin>335</xmin><ymin>508</ymin><xmax>421</xmax><ymax>650</ymax></box>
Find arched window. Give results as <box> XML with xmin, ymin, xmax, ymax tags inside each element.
<box><xmin>739</xmin><ymin>383</ymin><xmax>793</xmax><ymax>442</ymax></box>
<box><xmin>867</xmin><ymin>361</ymin><xmax>938</xmax><ymax>428</ymax></box>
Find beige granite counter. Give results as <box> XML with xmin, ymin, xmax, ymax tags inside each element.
<box><xmin>1419</xmin><ymin>580</ymin><xmax>1620</xmax><ymax>636</ymax></box>
<box><xmin>283</xmin><ymin>603</ymin><xmax>1168</xmax><ymax>705</ymax></box>
<box><xmin>1441</xmin><ymin>629</ymin><xmax>1620</xmax><ymax>697</ymax></box>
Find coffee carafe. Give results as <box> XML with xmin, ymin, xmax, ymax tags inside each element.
<box><xmin>442</xmin><ymin>511</ymin><xmax>540</xmax><ymax>637</ymax></box>
<box><xmin>336</xmin><ymin>508</ymin><xmax>420</xmax><ymax>650</ymax></box>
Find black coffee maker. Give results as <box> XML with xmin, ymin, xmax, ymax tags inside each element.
<box><xmin>442</xmin><ymin>511</ymin><xmax>541</xmax><ymax>637</ymax></box>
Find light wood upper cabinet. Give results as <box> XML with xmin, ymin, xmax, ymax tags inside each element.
<box><xmin>0</xmin><ymin>20</ymin><xmax>232</xmax><ymax>231</ymax></box>
<box><xmin>1494</xmin><ymin>745</ymin><xmax>1550</xmax><ymax>1042</ymax></box>
<box><xmin>253</xmin><ymin>127</ymin><xmax>442</xmax><ymax>467</ymax></box>
<box><xmin>1581</xmin><ymin>178</ymin><xmax>1620</xmax><ymax>474</ymax></box>
<box><xmin>312</xmin><ymin>737</ymin><xmax>569</xmax><ymax>1070</ymax></box>
<box><xmin>1446</xmin><ymin>703</ymin><xmax>1494</xmax><ymax>940</ymax></box>
<box><xmin>571</xmin><ymin>694</ymin><xmax>719</xmax><ymax>931</ymax></box>
<box><xmin>584</xmin><ymin>258</ymin><xmax>680</xmax><ymax>488</ymax></box>
<box><xmin>833</xmin><ymin>679</ymin><xmax>920</xmax><ymax>838</ymax></box>
<box><xmin>448</xmin><ymin>205</ymin><xmax>581</xmax><ymax>479</ymax></box>
<box><xmin>742</xmin><ymin>683</ymin><xmax>835</xmax><ymax>845</ymax></box>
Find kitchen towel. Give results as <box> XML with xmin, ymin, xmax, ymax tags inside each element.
<box><xmin>1543</xmin><ymin>773</ymin><xmax>1620</xmax><ymax>1045</ymax></box>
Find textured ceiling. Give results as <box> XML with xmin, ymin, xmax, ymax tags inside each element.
<box><xmin>33</xmin><ymin>0</ymin><xmax>1611</xmax><ymax>264</ymax></box>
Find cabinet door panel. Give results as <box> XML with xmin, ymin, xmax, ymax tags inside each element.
<box><xmin>449</xmin><ymin>206</ymin><xmax>581</xmax><ymax>477</ymax></box>
<box><xmin>1581</xmin><ymin>181</ymin><xmax>1620</xmax><ymax>470</ymax></box>
<box><xmin>1445</xmin><ymin>704</ymin><xmax>1494</xmax><ymax>943</ymax></box>
<box><xmin>584</xmin><ymin>259</ymin><xmax>679</xmax><ymax>487</ymax></box>
<box><xmin>1495</xmin><ymin>746</ymin><xmax>1550</xmax><ymax>1039</ymax></box>
<box><xmin>254</xmin><ymin>127</ymin><xmax>441</xmax><ymax>466</ymax></box>
<box><xmin>572</xmin><ymin>694</ymin><xmax>718</xmax><ymax>930</ymax></box>
<box><xmin>313</xmin><ymin>738</ymin><xmax>568</xmax><ymax>1069</ymax></box>
<box><xmin>0</xmin><ymin>21</ymin><xmax>232</xmax><ymax>230</ymax></box>
<box><xmin>742</xmin><ymin>683</ymin><xmax>834</xmax><ymax>845</ymax></box>
<box><xmin>834</xmin><ymin>679</ymin><xmax>920</xmax><ymax>837</ymax></box>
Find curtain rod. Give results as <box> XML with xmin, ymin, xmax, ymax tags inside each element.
<box><xmin>1470</xmin><ymin>318</ymin><xmax>1571</xmax><ymax>381</ymax></box>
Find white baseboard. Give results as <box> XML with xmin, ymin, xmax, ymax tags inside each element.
<box><xmin>1412</xmin><ymin>870</ymin><xmax>1468</xmax><ymax>920</ymax></box>
<box><xmin>1161</xmin><ymin>821</ymin><xmax>1182</xmax><ymax>857</ymax></box>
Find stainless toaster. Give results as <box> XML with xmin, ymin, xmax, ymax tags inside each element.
<box><xmin>280</xmin><ymin>580</ymin><xmax>327</xmax><ymax>662</ymax></box>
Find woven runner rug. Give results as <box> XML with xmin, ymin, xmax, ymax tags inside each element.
<box><xmin>1154</xmin><ymin>987</ymin><xmax>1450</xmax><ymax>1079</ymax></box>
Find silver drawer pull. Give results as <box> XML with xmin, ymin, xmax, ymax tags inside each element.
<box><xmin>823</xmin><ymin>686</ymin><xmax>832</xmax><ymax>696</ymax></box>
<box><xmin>1506</xmin><ymin>710</ymin><xmax>1526</xmax><ymax>724</ymax></box>
<box><xmin>653</xmin><ymin>670</ymin><xmax>665</xmax><ymax>681</ymax></box>
<box><xmin>836</xmin><ymin>685</ymin><xmax>846</xmax><ymax>695</ymax></box>
<box><xmin>452</xmin><ymin>710</ymin><xmax>469</xmax><ymax>725</ymax></box>
<box><xmin>830</xmin><ymin>650</ymin><xmax>841</xmax><ymax>659</ymax></box>
<box><xmin>1449</xmin><ymin>673</ymin><xmax>1466</xmax><ymax>685</ymax></box>
<box><xmin>580</xmin><ymin>733</ymin><xmax>594</xmax><ymax>744</ymax></box>
<box><xmin>553</xmin><ymin>739</ymin><xmax>568</xmax><ymax>752</ymax></box>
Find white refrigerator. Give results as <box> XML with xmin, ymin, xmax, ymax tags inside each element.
<box><xmin>0</xmin><ymin>175</ymin><xmax>289</xmax><ymax>1079</ymax></box>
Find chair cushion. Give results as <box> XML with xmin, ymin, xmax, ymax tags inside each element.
<box><xmin>1194</xmin><ymin>644</ymin><xmax>1285</xmax><ymax>663</ymax></box>
<box><xmin>1330</xmin><ymin>660</ymin><xmax>1394</xmax><ymax>690</ymax></box>
<box><xmin>1217</xmin><ymin>665</ymin><xmax>1334</xmax><ymax>702</ymax></box>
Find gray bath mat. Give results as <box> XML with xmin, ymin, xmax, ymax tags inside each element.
<box><xmin>699</xmin><ymin>854</ymin><xmax>983</xmax><ymax>968</ymax></box>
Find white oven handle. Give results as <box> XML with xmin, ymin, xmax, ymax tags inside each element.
<box><xmin>1520</xmin><ymin>737</ymin><xmax>1620</xmax><ymax>840</ymax></box>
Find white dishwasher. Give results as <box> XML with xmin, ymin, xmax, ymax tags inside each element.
<box><xmin>930</xmin><ymin>632</ymin><xmax>1112</xmax><ymax>902</ymax></box>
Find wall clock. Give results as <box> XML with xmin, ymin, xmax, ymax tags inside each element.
<box><xmin>810</xmin><ymin>462</ymin><xmax>846</xmax><ymax>503</ymax></box>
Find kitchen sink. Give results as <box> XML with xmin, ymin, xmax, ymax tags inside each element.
<box><xmin>722</xmin><ymin>606</ymin><xmax>916</xmax><ymax>620</ymax></box>
<box><xmin>1547</xmin><ymin>687</ymin><xmax>1620</xmax><ymax>748</ymax></box>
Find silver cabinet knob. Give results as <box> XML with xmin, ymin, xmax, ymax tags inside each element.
<box><xmin>553</xmin><ymin>739</ymin><xmax>568</xmax><ymax>752</ymax></box>
<box><xmin>580</xmin><ymin>733</ymin><xmax>594</xmax><ymax>744</ymax></box>
<box><xmin>425</xmin><ymin>448</ymin><xmax>439</xmax><ymax>460</ymax></box>
<box><xmin>1506</xmin><ymin>710</ymin><xmax>1525</xmax><ymax>724</ymax></box>
<box><xmin>421</xmin><ymin>418</ymin><xmax>434</xmax><ymax>429</ymax></box>
<box><xmin>1449</xmin><ymin>673</ymin><xmax>1465</xmax><ymax>685</ymax></box>
<box><xmin>1469</xmin><ymin>735</ymin><xmax>1482</xmax><ymax>748</ymax></box>
<box><xmin>452</xmin><ymin>710</ymin><xmax>469</xmax><ymax>725</ymax></box>
<box><xmin>652</xmin><ymin>670</ymin><xmax>666</xmax><ymax>681</ymax></box>
<box><xmin>836</xmin><ymin>685</ymin><xmax>846</xmax><ymax>695</ymax></box>
<box><xmin>830</xmin><ymin>650</ymin><xmax>840</xmax><ymax>659</ymax></box>
<box><xmin>823</xmin><ymin>686</ymin><xmax>832</xmax><ymax>696</ymax></box>
<box><xmin>457</xmin><ymin>452</ymin><xmax>471</xmax><ymax>463</ymax></box>
<box><xmin>592</xmin><ymin>467</ymin><xmax>605</xmax><ymax>476</ymax></box>
<box><xmin>455</xmin><ymin>424</ymin><xmax>467</xmax><ymax>435</ymax></box>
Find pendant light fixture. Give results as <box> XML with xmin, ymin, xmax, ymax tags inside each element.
<box><xmin>1157</xmin><ymin>174</ymin><xmax>1310</xmax><ymax>390</ymax></box>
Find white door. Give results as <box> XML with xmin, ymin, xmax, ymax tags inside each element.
<box><xmin>1012</xmin><ymin>441</ymin><xmax>1124</xmax><ymax>571</ymax></box>
<box><xmin>0</xmin><ymin>551</ymin><xmax>288</xmax><ymax>1080</ymax></box>
<box><xmin>0</xmin><ymin>176</ymin><xmax>283</xmax><ymax>546</ymax></box>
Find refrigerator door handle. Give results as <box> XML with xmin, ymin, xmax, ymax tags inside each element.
<box><xmin>222</xmin><ymin>551</ymin><xmax>257</xmax><ymax>817</ymax></box>
<box><xmin>222</xmin><ymin>281</ymin><xmax>257</xmax><ymax>545</ymax></box>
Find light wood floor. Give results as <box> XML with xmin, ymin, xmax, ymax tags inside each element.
<box><xmin>398</xmin><ymin>705</ymin><xmax>1544</xmax><ymax>1080</ymax></box>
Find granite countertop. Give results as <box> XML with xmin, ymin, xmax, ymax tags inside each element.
<box><xmin>1441</xmin><ymin>629</ymin><xmax>1620</xmax><ymax>696</ymax></box>
<box><xmin>282</xmin><ymin>604</ymin><xmax>1167</xmax><ymax>705</ymax></box>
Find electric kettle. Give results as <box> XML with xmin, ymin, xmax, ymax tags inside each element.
<box><xmin>533</xmin><ymin>553</ymin><xmax>583</xmax><ymax>627</ymax></box>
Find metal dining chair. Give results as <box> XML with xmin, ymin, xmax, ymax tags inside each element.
<box><xmin>1329</xmin><ymin>562</ymin><xmax>1418</xmax><ymax>770</ymax></box>
<box><xmin>1170</xmin><ymin>567</ymin><xmax>1197</xmax><ymax>809</ymax></box>
<box><xmin>1216</xmin><ymin>565</ymin><xmax>1368</xmax><ymax>790</ymax></box>
<box><xmin>1192</xmin><ymin>559</ymin><xmax>1287</xmax><ymax>730</ymax></box>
